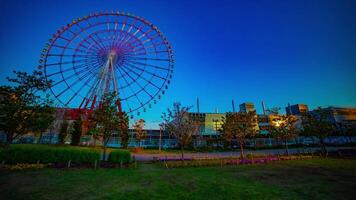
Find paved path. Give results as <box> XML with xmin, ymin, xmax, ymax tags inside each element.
<box><xmin>133</xmin><ymin>147</ymin><xmax>356</xmax><ymax>161</ymax></box>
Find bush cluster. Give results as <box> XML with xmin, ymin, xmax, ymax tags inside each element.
<box><xmin>108</xmin><ymin>149</ymin><xmax>131</xmax><ymax>164</ymax></box>
<box><xmin>0</xmin><ymin>144</ymin><xmax>100</xmax><ymax>164</ymax></box>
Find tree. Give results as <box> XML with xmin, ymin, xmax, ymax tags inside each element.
<box><xmin>246</xmin><ymin>112</ymin><xmax>259</xmax><ymax>150</ymax></box>
<box><xmin>162</xmin><ymin>103</ymin><xmax>198</xmax><ymax>160</ymax></box>
<box><xmin>269</xmin><ymin>115</ymin><xmax>299</xmax><ymax>155</ymax></box>
<box><xmin>27</xmin><ymin>103</ymin><xmax>56</xmax><ymax>143</ymax></box>
<box><xmin>58</xmin><ymin>119</ymin><xmax>69</xmax><ymax>145</ymax></box>
<box><xmin>0</xmin><ymin>70</ymin><xmax>54</xmax><ymax>144</ymax></box>
<box><xmin>133</xmin><ymin>119</ymin><xmax>146</xmax><ymax>147</ymax></box>
<box><xmin>92</xmin><ymin>92</ymin><xmax>123</xmax><ymax>157</ymax></box>
<box><xmin>70</xmin><ymin>118</ymin><xmax>82</xmax><ymax>146</ymax></box>
<box><xmin>220</xmin><ymin>111</ymin><xmax>257</xmax><ymax>159</ymax></box>
<box><xmin>302</xmin><ymin>108</ymin><xmax>335</xmax><ymax>157</ymax></box>
<box><xmin>119</xmin><ymin>113</ymin><xmax>129</xmax><ymax>149</ymax></box>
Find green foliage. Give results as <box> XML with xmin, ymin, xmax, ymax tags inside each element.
<box><xmin>162</xmin><ymin>102</ymin><xmax>198</xmax><ymax>159</ymax></box>
<box><xmin>219</xmin><ymin>111</ymin><xmax>258</xmax><ymax>158</ymax></box>
<box><xmin>119</xmin><ymin>112</ymin><xmax>129</xmax><ymax>149</ymax></box>
<box><xmin>92</xmin><ymin>92</ymin><xmax>125</xmax><ymax>150</ymax></box>
<box><xmin>302</xmin><ymin>107</ymin><xmax>335</xmax><ymax>156</ymax></box>
<box><xmin>70</xmin><ymin>118</ymin><xmax>82</xmax><ymax>145</ymax></box>
<box><xmin>0</xmin><ymin>70</ymin><xmax>54</xmax><ymax>143</ymax></box>
<box><xmin>58</xmin><ymin>120</ymin><xmax>69</xmax><ymax>144</ymax></box>
<box><xmin>108</xmin><ymin>149</ymin><xmax>131</xmax><ymax>164</ymax></box>
<box><xmin>269</xmin><ymin>115</ymin><xmax>299</xmax><ymax>155</ymax></box>
<box><xmin>0</xmin><ymin>144</ymin><xmax>100</xmax><ymax>164</ymax></box>
<box><xmin>133</xmin><ymin>119</ymin><xmax>146</xmax><ymax>147</ymax></box>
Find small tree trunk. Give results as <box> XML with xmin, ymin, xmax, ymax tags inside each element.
<box><xmin>6</xmin><ymin>133</ymin><xmax>14</xmax><ymax>145</ymax></box>
<box><xmin>37</xmin><ymin>132</ymin><xmax>43</xmax><ymax>144</ymax></box>
<box><xmin>103</xmin><ymin>139</ymin><xmax>107</xmax><ymax>161</ymax></box>
<box><xmin>239</xmin><ymin>143</ymin><xmax>244</xmax><ymax>159</ymax></box>
<box><xmin>181</xmin><ymin>145</ymin><xmax>185</xmax><ymax>161</ymax></box>
<box><xmin>319</xmin><ymin>137</ymin><xmax>328</xmax><ymax>157</ymax></box>
<box><xmin>253</xmin><ymin>138</ymin><xmax>257</xmax><ymax>150</ymax></box>
<box><xmin>285</xmin><ymin>138</ymin><xmax>289</xmax><ymax>156</ymax></box>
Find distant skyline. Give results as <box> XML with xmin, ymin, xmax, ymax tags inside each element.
<box><xmin>0</xmin><ymin>0</ymin><xmax>355</xmax><ymax>128</ymax></box>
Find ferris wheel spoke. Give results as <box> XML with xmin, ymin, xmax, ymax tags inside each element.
<box><xmin>47</xmin><ymin>54</ymin><xmax>88</xmax><ymax>58</ymax></box>
<box><xmin>93</xmin><ymin>32</ymin><xmax>109</xmax><ymax>52</ymax></box>
<box><xmin>123</xmin><ymin>27</ymin><xmax>154</xmax><ymax>47</ymax></box>
<box><xmin>45</xmin><ymin>59</ymin><xmax>86</xmax><ymax>67</ymax></box>
<box><xmin>131</xmin><ymin>41</ymin><xmax>163</xmax><ymax>51</ymax></box>
<box><xmin>55</xmin><ymin>86</ymin><xmax>70</xmax><ymax>98</ymax></box>
<box><xmin>57</xmin><ymin>35</ymin><xmax>71</xmax><ymax>42</ymax></box>
<box><xmin>120</xmin><ymin>19</ymin><xmax>139</xmax><ymax>46</ymax></box>
<box><xmin>65</xmin><ymin>71</ymin><xmax>97</xmax><ymax>105</ymax></box>
<box><xmin>120</xmin><ymin>25</ymin><xmax>143</xmax><ymax>48</ymax></box>
<box><xmin>120</xmin><ymin>64</ymin><xmax>161</xmax><ymax>90</ymax></box>
<box><xmin>117</xmin><ymin>66</ymin><xmax>146</xmax><ymax>106</ymax></box>
<box><xmin>127</xmin><ymin>33</ymin><xmax>160</xmax><ymax>48</ymax></box>
<box><xmin>125</xmin><ymin>60</ymin><xmax>170</xmax><ymax>71</ymax></box>
<box><xmin>125</xmin><ymin>62</ymin><xmax>166</xmax><ymax>80</ymax></box>
<box><xmin>128</xmin><ymin>57</ymin><xmax>170</xmax><ymax>62</ymax></box>
<box><xmin>113</xmin><ymin>16</ymin><xmax>130</xmax><ymax>47</ymax></box>
<box><xmin>50</xmin><ymin>62</ymin><xmax>99</xmax><ymax>87</ymax></box>
<box><xmin>67</xmin><ymin>28</ymin><xmax>99</xmax><ymax>51</ymax></box>
<box><xmin>110</xmin><ymin>15</ymin><xmax>120</xmax><ymax>50</ymax></box>
<box><xmin>76</xmin><ymin>22</ymin><xmax>107</xmax><ymax>51</ymax></box>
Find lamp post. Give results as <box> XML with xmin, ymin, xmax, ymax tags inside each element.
<box><xmin>159</xmin><ymin>123</ymin><xmax>163</xmax><ymax>153</ymax></box>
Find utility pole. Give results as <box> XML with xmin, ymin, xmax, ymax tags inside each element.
<box><xmin>197</xmin><ymin>97</ymin><xmax>200</xmax><ymax>113</ymax></box>
<box><xmin>232</xmin><ymin>99</ymin><xmax>236</xmax><ymax>112</ymax></box>
<box><xmin>159</xmin><ymin>125</ymin><xmax>162</xmax><ymax>153</ymax></box>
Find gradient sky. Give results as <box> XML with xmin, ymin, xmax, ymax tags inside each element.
<box><xmin>0</xmin><ymin>0</ymin><xmax>355</xmax><ymax>128</ymax></box>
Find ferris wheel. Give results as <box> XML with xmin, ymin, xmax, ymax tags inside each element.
<box><xmin>38</xmin><ymin>11</ymin><xmax>174</xmax><ymax>118</ymax></box>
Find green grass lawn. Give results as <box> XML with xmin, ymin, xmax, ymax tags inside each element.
<box><xmin>1</xmin><ymin>158</ymin><xmax>355</xmax><ymax>200</ymax></box>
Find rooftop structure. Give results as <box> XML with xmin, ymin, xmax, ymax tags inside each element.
<box><xmin>286</xmin><ymin>104</ymin><xmax>309</xmax><ymax>115</ymax></box>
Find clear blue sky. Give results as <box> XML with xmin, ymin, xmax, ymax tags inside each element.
<box><xmin>0</xmin><ymin>0</ymin><xmax>355</xmax><ymax>128</ymax></box>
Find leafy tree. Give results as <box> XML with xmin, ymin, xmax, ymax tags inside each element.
<box><xmin>220</xmin><ymin>111</ymin><xmax>257</xmax><ymax>159</ymax></box>
<box><xmin>70</xmin><ymin>118</ymin><xmax>82</xmax><ymax>146</ymax></box>
<box><xmin>119</xmin><ymin>113</ymin><xmax>129</xmax><ymax>149</ymax></box>
<box><xmin>0</xmin><ymin>70</ymin><xmax>54</xmax><ymax>144</ymax></box>
<box><xmin>269</xmin><ymin>115</ymin><xmax>299</xmax><ymax>155</ymax></box>
<box><xmin>247</xmin><ymin>113</ymin><xmax>260</xmax><ymax>150</ymax></box>
<box><xmin>26</xmin><ymin>103</ymin><xmax>56</xmax><ymax>143</ymax></box>
<box><xmin>133</xmin><ymin>119</ymin><xmax>146</xmax><ymax>147</ymax></box>
<box><xmin>92</xmin><ymin>92</ymin><xmax>123</xmax><ymax>157</ymax></box>
<box><xmin>58</xmin><ymin>119</ymin><xmax>69</xmax><ymax>144</ymax></box>
<box><xmin>162</xmin><ymin>103</ymin><xmax>198</xmax><ymax>160</ymax></box>
<box><xmin>302</xmin><ymin>108</ymin><xmax>335</xmax><ymax>157</ymax></box>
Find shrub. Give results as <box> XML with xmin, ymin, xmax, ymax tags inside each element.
<box><xmin>0</xmin><ymin>144</ymin><xmax>100</xmax><ymax>164</ymax></box>
<box><xmin>108</xmin><ymin>149</ymin><xmax>131</xmax><ymax>164</ymax></box>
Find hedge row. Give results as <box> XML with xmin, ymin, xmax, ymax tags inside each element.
<box><xmin>108</xmin><ymin>149</ymin><xmax>131</xmax><ymax>164</ymax></box>
<box><xmin>0</xmin><ymin>144</ymin><xmax>100</xmax><ymax>164</ymax></box>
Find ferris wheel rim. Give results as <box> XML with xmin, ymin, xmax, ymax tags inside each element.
<box><xmin>39</xmin><ymin>11</ymin><xmax>174</xmax><ymax>116</ymax></box>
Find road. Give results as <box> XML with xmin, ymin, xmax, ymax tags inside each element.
<box><xmin>132</xmin><ymin>146</ymin><xmax>356</xmax><ymax>161</ymax></box>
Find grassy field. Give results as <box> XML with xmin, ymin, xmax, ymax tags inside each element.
<box><xmin>1</xmin><ymin>158</ymin><xmax>355</xmax><ymax>200</ymax></box>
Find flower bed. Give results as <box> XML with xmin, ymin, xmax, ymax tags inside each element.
<box><xmin>160</xmin><ymin>155</ymin><xmax>316</xmax><ymax>168</ymax></box>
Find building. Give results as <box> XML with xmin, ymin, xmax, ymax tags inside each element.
<box><xmin>286</xmin><ymin>104</ymin><xmax>309</xmax><ymax>115</ymax></box>
<box><xmin>320</xmin><ymin>107</ymin><xmax>356</xmax><ymax>128</ymax></box>
<box><xmin>257</xmin><ymin>114</ymin><xmax>270</xmax><ymax>134</ymax></box>
<box><xmin>239</xmin><ymin>102</ymin><xmax>255</xmax><ymax>113</ymax></box>
<box><xmin>188</xmin><ymin>112</ymin><xmax>225</xmax><ymax>136</ymax></box>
